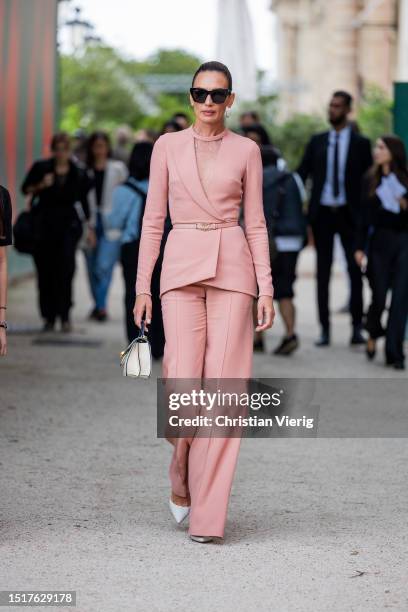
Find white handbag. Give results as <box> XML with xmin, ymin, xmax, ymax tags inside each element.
<box><xmin>120</xmin><ymin>320</ymin><xmax>152</xmax><ymax>378</ymax></box>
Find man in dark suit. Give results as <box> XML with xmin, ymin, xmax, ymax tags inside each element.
<box><xmin>297</xmin><ymin>91</ymin><xmax>373</xmax><ymax>346</ymax></box>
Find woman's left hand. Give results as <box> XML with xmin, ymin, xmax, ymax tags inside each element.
<box><xmin>255</xmin><ymin>296</ymin><xmax>275</xmax><ymax>332</ymax></box>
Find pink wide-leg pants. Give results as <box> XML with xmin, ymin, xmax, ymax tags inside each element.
<box><xmin>161</xmin><ymin>282</ymin><xmax>254</xmax><ymax>538</ymax></box>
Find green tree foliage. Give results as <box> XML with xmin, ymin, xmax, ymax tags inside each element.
<box><xmin>60</xmin><ymin>45</ymin><xmax>202</xmax><ymax>134</ymax></box>
<box><xmin>127</xmin><ymin>48</ymin><xmax>202</xmax><ymax>75</ymax></box>
<box><xmin>60</xmin><ymin>103</ymin><xmax>83</xmax><ymax>134</ymax></box>
<box><xmin>139</xmin><ymin>94</ymin><xmax>195</xmax><ymax>131</ymax></box>
<box><xmin>60</xmin><ymin>45</ymin><xmax>144</xmax><ymax>131</ymax></box>
<box><xmin>356</xmin><ymin>84</ymin><xmax>393</xmax><ymax>143</ymax></box>
<box><xmin>270</xmin><ymin>113</ymin><xmax>327</xmax><ymax>170</ymax></box>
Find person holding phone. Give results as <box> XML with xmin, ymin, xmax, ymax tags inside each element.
<box><xmin>354</xmin><ymin>135</ymin><xmax>408</xmax><ymax>369</ymax></box>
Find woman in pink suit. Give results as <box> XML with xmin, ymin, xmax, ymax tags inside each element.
<box><xmin>134</xmin><ymin>61</ymin><xmax>275</xmax><ymax>543</ymax></box>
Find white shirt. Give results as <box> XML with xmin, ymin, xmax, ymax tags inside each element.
<box><xmin>320</xmin><ymin>125</ymin><xmax>352</xmax><ymax>207</ymax></box>
<box><xmin>376</xmin><ymin>172</ymin><xmax>407</xmax><ymax>214</ymax></box>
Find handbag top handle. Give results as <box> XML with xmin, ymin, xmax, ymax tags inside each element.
<box><xmin>138</xmin><ymin>319</ymin><xmax>148</xmax><ymax>340</ymax></box>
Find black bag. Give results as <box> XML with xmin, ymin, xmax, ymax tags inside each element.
<box><xmin>263</xmin><ymin>167</ymin><xmax>307</xmax><ymax>262</ymax></box>
<box><xmin>266</xmin><ymin>226</ymin><xmax>279</xmax><ymax>263</ymax></box>
<box><xmin>13</xmin><ymin>210</ymin><xmax>36</xmax><ymax>254</ymax></box>
<box><xmin>264</xmin><ymin>173</ymin><xmax>287</xmax><ymax>263</ymax></box>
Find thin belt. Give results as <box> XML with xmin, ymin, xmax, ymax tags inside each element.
<box><xmin>172</xmin><ymin>219</ymin><xmax>239</xmax><ymax>231</ymax></box>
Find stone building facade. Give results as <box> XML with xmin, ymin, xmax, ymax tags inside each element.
<box><xmin>271</xmin><ymin>0</ymin><xmax>408</xmax><ymax>117</ymax></box>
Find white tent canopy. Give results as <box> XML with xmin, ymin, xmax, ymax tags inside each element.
<box><xmin>216</xmin><ymin>0</ymin><xmax>257</xmax><ymax>103</ymax></box>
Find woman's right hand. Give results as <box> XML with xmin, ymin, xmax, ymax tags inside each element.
<box><xmin>354</xmin><ymin>250</ymin><xmax>365</xmax><ymax>269</ymax></box>
<box><xmin>134</xmin><ymin>294</ymin><xmax>152</xmax><ymax>331</ymax></box>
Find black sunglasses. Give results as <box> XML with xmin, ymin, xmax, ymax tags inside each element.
<box><xmin>190</xmin><ymin>87</ymin><xmax>231</xmax><ymax>104</ymax></box>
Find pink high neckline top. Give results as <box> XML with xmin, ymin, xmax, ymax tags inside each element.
<box><xmin>191</xmin><ymin>124</ymin><xmax>228</xmax><ymax>140</ymax></box>
<box><xmin>192</xmin><ymin>125</ymin><xmax>227</xmax><ymax>197</ymax></box>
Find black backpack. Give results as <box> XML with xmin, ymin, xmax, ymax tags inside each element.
<box><xmin>263</xmin><ymin>167</ymin><xmax>307</xmax><ymax>241</ymax></box>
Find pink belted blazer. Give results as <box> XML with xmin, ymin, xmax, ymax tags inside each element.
<box><xmin>135</xmin><ymin>125</ymin><xmax>274</xmax><ymax>299</ymax></box>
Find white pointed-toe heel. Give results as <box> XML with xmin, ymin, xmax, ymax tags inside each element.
<box><xmin>169</xmin><ymin>498</ymin><xmax>190</xmax><ymax>524</ymax></box>
<box><xmin>190</xmin><ymin>535</ymin><xmax>214</xmax><ymax>543</ymax></box>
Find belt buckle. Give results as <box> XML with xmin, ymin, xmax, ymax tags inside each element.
<box><xmin>196</xmin><ymin>222</ymin><xmax>215</xmax><ymax>231</ymax></box>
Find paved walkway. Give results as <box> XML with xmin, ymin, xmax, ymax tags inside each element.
<box><xmin>1</xmin><ymin>248</ymin><xmax>407</xmax><ymax>612</ymax></box>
